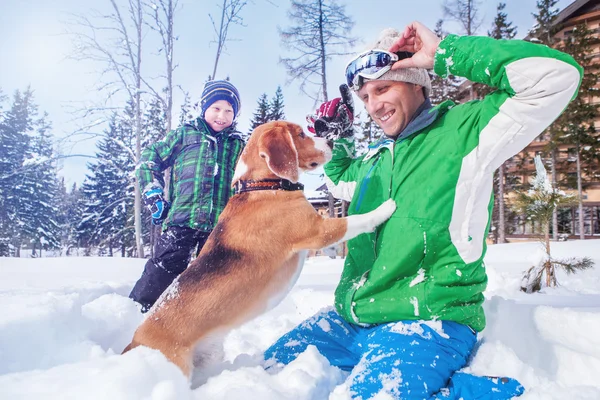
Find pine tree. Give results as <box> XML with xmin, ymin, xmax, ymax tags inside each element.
<box><xmin>488</xmin><ymin>2</ymin><xmax>517</xmax><ymax>39</ymax></box>
<box><xmin>141</xmin><ymin>97</ymin><xmax>167</xmax><ymax>252</ymax></box>
<box><xmin>529</xmin><ymin>0</ymin><xmax>562</xmax><ymax>239</ymax></box>
<box><xmin>247</xmin><ymin>93</ymin><xmax>270</xmax><ymax>139</ymax></box>
<box><xmin>178</xmin><ymin>90</ymin><xmax>196</xmax><ymax>125</ymax></box>
<box><xmin>0</xmin><ymin>87</ymin><xmax>6</xmax><ymax>120</ymax></box>
<box><xmin>353</xmin><ymin>111</ymin><xmax>384</xmax><ymax>156</ymax></box>
<box><xmin>268</xmin><ymin>86</ymin><xmax>286</xmax><ymax>121</ymax></box>
<box><xmin>56</xmin><ymin>179</ymin><xmax>84</xmax><ymax>255</ymax></box>
<box><xmin>429</xmin><ymin>19</ymin><xmax>461</xmax><ymax>105</ymax></box>
<box><xmin>18</xmin><ymin>118</ymin><xmax>62</xmax><ymax>256</ymax></box>
<box><xmin>513</xmin><ymin>156</ymin><xmax>593</xmax><ymax>293</ymax></box>
<box><xmin>0</xmin><ymin>88</ymin><xmax>38</xmax><ymax>256</ymax></box>
<box><xmin>142</xmin><ymin>97</ymin><xmax>167</xmax><ymax>149</ymax></box>
<box><xmin>553</xmin><ymin>23</ymin><xmax>600</xmax><ymax>239</ymax></box>
<box><xmin>485</xmin><ymin>2</ymin><xmax>517</xmax><ymax>244</ymax></box>
<box><xmin>77</xmin><ymin>111</ymin><xmax>136</xmax><ymax>256</ymax></box>
<box><xmin>529</xmin><ymin>0</ymin><xmax>560</xmax><ymax>46</ymax></box>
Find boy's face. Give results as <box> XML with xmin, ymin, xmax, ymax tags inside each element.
<box><xmin>204</xmin><ymin>99</ymin><xmax>235</xmax><ymax>132</ymax></box>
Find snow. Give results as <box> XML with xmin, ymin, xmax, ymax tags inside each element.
<box><xmin>1</xmin><ymin>240</ymin><xmax>600</xmax><ymax>399</ymax></box>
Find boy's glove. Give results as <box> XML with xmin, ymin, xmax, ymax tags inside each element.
<box><xmin>307</xmin><ymin>84</ymin><xmax>355</xmax><ymax>140</ymax></box>
<box><xmin>143</xmin><ymin>188</ymin><xmax>170</xmax><ymax>225</ymax></box>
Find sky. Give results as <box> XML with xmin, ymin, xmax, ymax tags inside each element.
<box><xmin>0</xmin><ymin>0</ymin><xmax>576</xmax><ymax>190</ymax></box>
<box><xmin>1</xmin><ymin>239</ymin><xmax>600</xmax><ymax>399</ymax></box>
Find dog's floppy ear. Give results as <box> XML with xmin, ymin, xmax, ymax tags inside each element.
<box><xmin>258</xmin><ymin>124</ymin><xmax>299</xmax><ymax>183</ymax></box>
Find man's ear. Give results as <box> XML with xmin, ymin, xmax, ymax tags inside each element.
<box><xmin>258</xmin><ymin>125</ymin><xmax>300</xmax><ymax>182</ymax></box>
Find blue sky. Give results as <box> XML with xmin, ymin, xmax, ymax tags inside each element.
<box><xmin>0</xmin><ymin>0</ymin><xmax>574</xmax><ymax>191</ymax></box>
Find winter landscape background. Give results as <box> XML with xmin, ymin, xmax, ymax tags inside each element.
<box><xmin>1</xmin><ymin>239</ymin><xmax>600</xmax><ymax>399</ymax></box>
<box><xmin>2</xmin><ymin>0</ymin><xmax>600</xmax><ymax>398</ymax></box>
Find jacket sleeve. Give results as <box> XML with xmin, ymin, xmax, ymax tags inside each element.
<box><xmin>434</xmin><ymin>34</ymin><xmax>583</xmax><ymax>171</ymax></box>
<box><xmin>136</xmin><ymin>127</ymin><xmax>184</xmax><ymax>194</ymax></box>
<box><xmin>435</xmin><ymin>35</ymin><xmax>582</xmax><ymax>265</ymax></box>
<box><xmin>322</xmin><ymin>136</ymin><xmax>365</xmax><ymax>202</ymax></box>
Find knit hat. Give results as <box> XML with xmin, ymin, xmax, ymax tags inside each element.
<box><xmin>359</xmin><ymin>28</ymin><xmax>431</xmax><ymax>98</ymax></box>
<box><xmin>200</xmin><ymin>80</ymin><xmax>241</xmax><ymax>119</ymax></box>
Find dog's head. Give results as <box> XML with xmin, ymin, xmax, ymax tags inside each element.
<box><xmin>233</xmin><ymin>121</ymin><xmax>333</xmax><ymax>184</ymax></box>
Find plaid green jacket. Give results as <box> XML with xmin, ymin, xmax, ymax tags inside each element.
<box><xmin>137</xmin><ymin>118</ymin><xmax>245</xmax><ymax>232</ymax></box>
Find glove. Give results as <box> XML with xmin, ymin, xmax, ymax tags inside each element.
<box><xmin>143</xmin><ymin>188</ymin><xmax>170</xmax><ymax>225</ymax></box>
<box><xmin>307</xmin><ymin>84</ymin><xmax>355</xmax><ymax>140</ymax></box>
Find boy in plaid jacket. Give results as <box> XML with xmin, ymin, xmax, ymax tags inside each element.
<box><xmin>130</xmin><ymin>80</ymin><xmax>245</xmax><ymax>312</ymax></box>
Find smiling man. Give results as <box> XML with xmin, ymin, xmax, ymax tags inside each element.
<box><xmin>263</xmin><ymin>22</ymin><xmax>582</xmax><ymax>399</ymax></box>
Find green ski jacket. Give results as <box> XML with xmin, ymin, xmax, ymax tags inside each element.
<box><xmin>137</xmin><ymin>118</ymin><xmax>245</xmax><ymax>232</ymax></box>
<box><xmin>325</xmin><ymin>34</ymin><xmax>583</xmax><ymax>331</ymax></box>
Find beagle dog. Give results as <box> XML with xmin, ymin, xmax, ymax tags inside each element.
<box><xmin>122</xmin><ymin>121</ymin><xmax>396</xmax><ymax>378</ymax></box>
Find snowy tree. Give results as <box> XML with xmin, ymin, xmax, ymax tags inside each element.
<box><xmin>68</xmin><ymin>0</ymin><xmax>147</xmax><ymax>257</ymax></box>
<box><xmin>529</xmin><ymin>0</ymin><xmax>560</xmax><ymax>45</ymax></box>
<box><xmin>279</xmin><ymin>0</ymin><xmax>357</xmax><ymax>103</ymax></box>
<box><xmin>247</xmin><ymin>93</ymin><xmax>270</xmax><ymax>139</ymax></box>
<box><xmin>268</xmin><ymin>86</ymin><xmax>286</xmax><ymax>121</ymax></box>
<box><xmin>488</xmin><ymin>2</ymin><xmax>517</xmax><ymax>39</ymax></box>
<box><xmin>77</xmin><ymin>112</ymin><xmax>136</xmax><ymax>256</ymax></box>
<box><xmin>0</xmin><ymin>88</ymin><xmax>6</xmax><ymax>121</ymax></box>
<box><xmin>56</xmin><ymin>179</ymin><xmax>85</xmax><ymax>255</ymax></box>
<box><xmin>528</xmin><ymin>0</ymin><xmax>561</xmax><ymax>238</ymax></box>
<box><xmin>247</xmin><ymin>87</ymin><xmax>287</xmax><ymax>139</ymax></box>
<box><xmin>17</xmin><ymin>120</ymin><xmax>62</xmax><ymax>256</ymax></box>
<box><xmin>485</xmin><ymin>2</ymin><xmax>517</xmax><ymax>244</ymax></box>
<box><xmin>429</xmin><ymin>19</ymin><xmax>461</xmax><ymax>105</ymax></box>
<box><xmin>553</xmin><ymin>23</ymin><xmax>600</xmax><ymax>239</ymax></box>
<box><xmin>353</xmin><ymin>111</ymin><xmax>384</xmax><ymax>157</ymax></box>
<box><xmin>0</xmin><ymin>88</ymin><xmax>41</xmax><ymax>256</ymax></box>
<box><xmin>513</xmin><ymin>156</ymin><xmax>593</xmax><ymax>292</ymax></box>
<box><xmin>142</xmin><ymin>97</ymin><xmax>168</xmax><ymax>149</ymax></box>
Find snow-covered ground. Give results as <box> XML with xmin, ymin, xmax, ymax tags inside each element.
<box><xmin>1</xmin><ymin>240</ymin><xmax>600</xmax><ymax>399</ymax></box>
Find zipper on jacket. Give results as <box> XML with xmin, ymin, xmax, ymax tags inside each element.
<box><xmin>354</xmin><ymin>156</ymin><xmax>380</xmax><ymax>211</ymax></box>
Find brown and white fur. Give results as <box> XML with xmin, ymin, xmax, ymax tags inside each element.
<box><xmin>122</xmin><ymin>121</ymin><xmax>395</xmax><ymax>379</ymax></box>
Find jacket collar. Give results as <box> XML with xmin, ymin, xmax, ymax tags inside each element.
<box><xmin>191</xmin><ymin>118</ymin><xmax>239</xmax><ymax>139</ymax></box>
<box><xmin>392</xmin><ymin>98</ymin><xmax>436</xmax><ymax>142</ymax></box>
<box><xmin>363</xmin><ymin>99</ymin><xmax>452</xmax><ymax>161</ymax></box>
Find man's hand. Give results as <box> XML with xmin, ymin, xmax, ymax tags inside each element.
<box><xmin>143</xmin><ymin>188</ymin><xmax>170</xmax><ymax>225</ymax></box>
<box><xmin>388</xmin><ymin>21</ymin><xmax>441</xmax><ymax>70</ymax></box>
<box><xmin>307</xmin><ymin>84</ymin><xmax>355</xmax><ymax>141</ymax></box>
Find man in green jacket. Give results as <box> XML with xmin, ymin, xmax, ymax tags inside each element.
<box><xmin>129</xmin><ymin>80</ymin><xmax>245</xmax><ymax>312</ymax></box>
<box><xmin>264</xmin><ymin>22</ymin><xmax>582</xmax><ymax>399</ymax></box>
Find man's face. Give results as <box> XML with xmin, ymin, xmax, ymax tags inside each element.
<box><xmin>357</xmin><ymin>80</ymin><xmax>425</xmax><ymax>137</ymax></box>
<box><xmin>204</xmin><ymin>99</ymin><xmax>235</xmax><ymax>132</ymax></box>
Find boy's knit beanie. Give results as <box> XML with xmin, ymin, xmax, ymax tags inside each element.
<box><xmin>200</xmin><ymin>80</ymin><xmax>241</xmax><ymax>119</ymax></box>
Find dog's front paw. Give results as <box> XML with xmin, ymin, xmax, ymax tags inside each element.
<box><xmin>374</xmin><ymin>199</ymin><xmax>396</xmax><ymax>222</ymax></box>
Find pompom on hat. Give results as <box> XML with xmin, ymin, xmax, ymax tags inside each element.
<box><xmin>358</xmin><ymin>28</ymin><xmax>431</xmax><ymax>97</ymax></box>
<box><xmin>200</xmin><ymin>80</ymin><xmax>241</xmax><ymax>119</ymax></box>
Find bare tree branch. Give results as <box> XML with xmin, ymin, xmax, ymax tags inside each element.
<box><xmin>209</xmin><ymin>0</ymin><xmax>248</xmax><ymax>79</ymax></box>
<box><xmin>279</xmin><ymin>0</ymin><xmax>357</xmax><ymax>103</ymax></box>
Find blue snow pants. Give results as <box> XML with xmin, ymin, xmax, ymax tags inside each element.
<box><xmin>264</xmin><ymin>309</ymin><xmax>524</xmax><ymax>400</ymax></box>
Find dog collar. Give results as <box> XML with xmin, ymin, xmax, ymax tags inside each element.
<box><xmin>234</xmin><ymin>179</ymin><xmax>304</xmax><ymax>194</ymax></box>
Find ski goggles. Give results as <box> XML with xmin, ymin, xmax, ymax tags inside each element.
<box><xmin>345</xmin><ymin>50</ymin><xmax>413</xmax><ymax>91</ymax></box>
